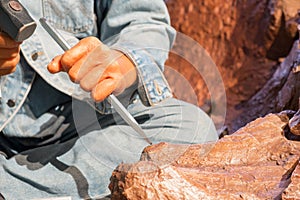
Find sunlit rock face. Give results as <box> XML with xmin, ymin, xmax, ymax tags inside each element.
<box><xmin>109</xmin><ymin>114</ymin><xmax>300</xmax><ymax>200</ymax></box>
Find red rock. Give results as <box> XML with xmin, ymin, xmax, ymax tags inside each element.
<box><xmin>109</xmin><ymin>114</ymin><xmax>300</xmax><ymax>199</ymax></box>
<box><xmin>282</xmin><ymin>161</ymin><xmax>300</xmax><ymax>199</ymax></box>
<box><xmin>164</xmin><ymin>0</ymin><xmax>300</xmax><ymax>131</ymax></box>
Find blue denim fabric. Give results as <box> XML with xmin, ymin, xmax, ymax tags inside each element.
<box><xmin>0</xmin><ymin>98</ymin><xmax>218</xmax><ymax>199</ymax></box>
<box><xmin>0</xmin><ymin>0</ymin><xmax>219</xmax><ymax>199</ymax></box>
<box><xmin>0</xmin><ymin>0</ymin><xmax>176</xmax><ymax>132</ymax></box>
<box><xmin>0</xmin><ymin>59</ymin><xmax>35</xmax><ymax>132</ymax></box>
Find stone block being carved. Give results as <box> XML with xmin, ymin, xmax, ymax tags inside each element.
<box><xmin>109</xmin><ymin>114</ymin><xmax>300</xmax><ymax>199</ymax></box>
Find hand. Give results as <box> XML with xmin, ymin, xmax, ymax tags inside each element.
<box><xmin>47</xmin><ymin>36</ymin><xmax>137</xmax><ymax>102</ymax></box>
<box><xmin>0</xmin><ymin>32</ymin><xmax>21</xmax><ymax>76</ymax></box>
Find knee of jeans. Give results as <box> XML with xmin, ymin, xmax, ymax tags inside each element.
<box><xmin>181</xmin><ymin>102</ymin><xmax>218</xmax><ymax>143</ymax></box>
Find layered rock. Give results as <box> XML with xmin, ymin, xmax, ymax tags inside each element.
<box><xmin>282</xmin><ymin>162</ymin><xmax>300</xmax><ymax>199</ymax></box>
<box><xmin>109</xmin><ymin>114</ymin><xmax>300</xmax><ymax>199</ymax></box>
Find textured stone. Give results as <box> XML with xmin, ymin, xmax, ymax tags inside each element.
<box><xmin>164</xmin><ymin>0</ymin><xmax>300</xmax><ymax>132</ymax></box>
<box><xmin>282</xmin><ymin>161</ymin><xmax>300</xmax><ymax>199</ymax></box>
<box><xmin>109</xmin><ymin>114</ymin><xmax>300</xmax><ymax>199</ymax></box>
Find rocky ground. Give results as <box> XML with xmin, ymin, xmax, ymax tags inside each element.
<box><xmin>109</xmin><ymin>113</ymin><xmax>300</xmax><ymax>199</ymax></box>
<box><xmin>164</xmin><ymin>0</ymin><xmax>300</xmax><ymax>132</ymax></box>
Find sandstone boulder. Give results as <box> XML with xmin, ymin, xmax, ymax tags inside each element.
<box><xmin>109</xmin><ymin>114</ymin><xmax>300</xmax><ymax>199</ymax></box>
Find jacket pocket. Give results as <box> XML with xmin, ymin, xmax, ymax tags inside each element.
<box><xmin>42</xmin><ymin>0</ymin><xmax>96</xmax><ymax>37</ymax></box>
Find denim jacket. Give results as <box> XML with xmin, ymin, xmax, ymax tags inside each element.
<box><xmin>0</xmin><ymin>0</ymin><xmax>175</xmax><ymax>132</ymax></box>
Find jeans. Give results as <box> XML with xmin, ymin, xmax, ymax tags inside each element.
<box><xmin>0</xmin><ymin>98</ymin><xmax>217</xmax><ymax>199</ymax></box>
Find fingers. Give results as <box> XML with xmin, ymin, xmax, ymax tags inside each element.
<box><xmin>76</xmin><ymin>51</ymin><xmax>126</xmax><ymax>102</ymax></box>
<box><xmin>46</xmin><ymin>36</ymin><xmax>130</xmax><ymax>102</ymax></box>
<box><xmin>0</xmin><ymin>32</ymin><xmax>21</xmax><ymax>48</ymax></box>
<box><xmin>0</xmin><ymin>53</ymin><xmax>20</xmax><ymax>69</ymax></box>
<box><xmin>0</xmin><ymin>54</ymin><xmax>20</xmax><ymax>76</ymax></box>
<box><xmin>47</xmin><ymin>36</ymin><xmax>103</xmax><ymax>75</ymax></box>
<box><xmin>60</xmin><ymin>37</ymin><xmax>101</xmax><ymax>71</ymax></box>
<box><xmin>79</xmin><ymin>66</ymin><xmax>105</xmax><ymax>91</ymax></box>
<box><xmin>79</xmin><ymin>62</ymin><xmax>124</xmax><ymax>102</ymax></box>
<box><xmin>68</xmin><ymin>45</ymin><xmax>111</xmax><ymax>82</ymax></box>
<box><xmin>47</xmin><ymin>55</ymin><xmax>63</xmax><ymax>73</ymax></box>
<box><xmin>0</xmin><ymin>33</ymin><xmax>21</xmax><ymax>75</ymax></box>
<box><xmin>91</xmin><ymin>78</ymin><xmax>117</xmax><ymax>102</ymax></box>
<box><xmin>101</xmin><ymin>61</ymin><xmax>125</xmax><ymax>95</ymax></box>
<box><xmin>67</xmin><ymin>54</ymin><xmax>88</xmax><ymax>82</ymax></box>
<box><xmin>0</xmin><ymin>46</ymin><xmax>20</xmax><ymax>59</ymax></box>
<box><xmin>0</xmin><ymin>66</ymin><xmax>17</xmax><ymax>75</ymax></box>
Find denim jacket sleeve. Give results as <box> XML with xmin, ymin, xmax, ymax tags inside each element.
<box><xmin>96</xmin><ymin>0</ymin><xmax>176</xmax><ymax>108</ymax></box>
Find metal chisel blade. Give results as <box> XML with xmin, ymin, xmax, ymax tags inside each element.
<box><xmin>107</xmin><ymin>95</ymin><xmax>152</xmax><ymax>145</ymax></box>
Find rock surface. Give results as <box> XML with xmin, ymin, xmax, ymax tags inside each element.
<box><xmin>229</xmin><ymin>40</ymin><xmax>300</xmax><ymax>132</ymax></box>
<box><xmin>164</xmin><ymin>0</ymin><xmax>300</xmax><ymax>132</ymax></box>
<box><xmin>109</xmin><ymin>114</ymin><xmax>300</xmax><ymax>199</ymax></box>
<box><xmin>282</xmin><ymin>161</ymin><xmax>300</xmax><ymax>199</ymax></box>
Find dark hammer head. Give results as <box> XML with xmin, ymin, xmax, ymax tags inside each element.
<box><xmin>0</xmin><ymin>0</ymin><xmax>36</xmax><ymax>42</ymax></box>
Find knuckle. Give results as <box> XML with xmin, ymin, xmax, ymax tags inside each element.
<box><xmin>0</xmin><ymin>35</ymin><xmax>20</xmax><ymax>48</ymax></box>
<box><xmin>79</xmin><ymin>80</ymin><xmax>92</xmax><ymax>91</ymax></box>
<box><xmin>60</xmin><ymin>53</ymin><xmax>72</xmax><ymax>70</ymax></box>
<box><xmin>2</xmin><ymin>56</ymin><xmax>20</xmax><ymax>69</ymax></box>
<box><xmin>0</xmin><ymin>63</ymin><xmax>16</xmax><ymax>72</ymax></box>
<box><xmin>10</xmin><ymin>50</ymin><xmax>20</xmax><ymax>59</ymax></box>
<box><xmin>0</xmin><ymin>47</ymin><xmax>20</xmax><ymax>59</ymax></box>
<box><xmin>68</xmin><ymin>70</ymin><xmax>78</xmax><ymax>83</ymax></box>
<box><xmin>91</xmin><ymin>92</ymin><xmax>97</xmax><ymax>101</ymax></box>
<box><xmin>86</xmin><ymin>36</ymin><xmax>100</xmax><ymax>44</ymax></box>
<box><xmin>12</xmin><ymin>54</ymin><xmax>20</xmax><ymax>64</ymax></box>
<box><xmin>91</xmin><ymin>90</ymin><xmax>103</xmax><ymax>102</ymax></box>
<box><xmin>82</xmin><ymin>36</ymin><xmax>101</xmax><ymax>50</ymax></box>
